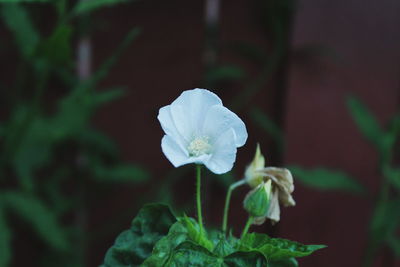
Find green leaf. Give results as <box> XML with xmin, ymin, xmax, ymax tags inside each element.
<box><xmin>205</xmin><ymin>65</ymin><xmax>246</xmax><ymax>84</ymax></box>
<box><xmin>224</xmin><ymin>251</ymin><xmax>266</xmax><ymax>266</ymax></box>
<box><xmin>0</xmin><ymin>0</ymin><xmax>50</xmax><ymax>2</ymax></box>
<box><xmin>0</xmin><ymin>205</ymin><xmax>12</xmax><ymax>267</ymax></box>
<box><xmin>384</xmin><ymin>166</ymin><xmax>400</xmax><ymax>190</ymax></box>
<box><xmin>1</xmin><ymin>191</ymin><xmax>68</xmax><ymax>251</ymax></box>
<box><xmin>240</xmin><ymin>233</ymin><xmax>326</xmax><ymax>261</ymax></box>
<box><xmin>387</xmin><ymin>236</ymin><xmax>400</xmax><ymax>258</ymax></box>
<box><xmin>250</xmin><ymin>108</ymin><xmax>284</xmax><ymax>154</ymax></box>
<box><xmin>93</xmin><ymin>87</ymin><xmax>125</xmax><ymax>105</ymax></box>
<box><xmin>1</xmin><ymin>4</ymin><xmax>39</xmax><ymax>58</ymax></box>
<box><xmin>289</xmin><ymin>166</ymin><xmax>366</xmax><ymax>194</ymax></box>
<box><xmin>72</xmin><ymin>0</ymin><xmax>131</xmax><ymax>15</ymax></box>
<box><xmin>346</xmin><ymin>96</ymin><xmax>394</xmax><ymax>156</ymax></box>
<box><xmin>36</xmin><ymin>24</ymin><xmax>73</xmax><ymax>66</ymax></box>
<box><xmin>142</xmin><ymin>222</ymin><xmax>189</xmax><ymax>267</ymax></box>
<box><xmin>165</xmin><ymin>241</ymin><xmax>220</xmax><ymax>266</ymax></box>
<box><xmin>179</xmin><ymin>215</ymin><xmax>214</xmax><ymax>251</ymax></box>
<box><xmin>93</xmin><ymin>164</ymin><xmax>150</xmax><ymax>183</ymax></box>
<box><xmin>102</xmin><ymin>203</ymin><xmax>176</xmax><ymax>266</ymax></box>
<box><xmin>77</xmin><ymin>27</ymin><xmax>140</xmax><ymax>90</ymax></box>
<box><xmin>213</xmin><ymin>235</ymin><xmax>235</xmax><ymax>257</ymax></box>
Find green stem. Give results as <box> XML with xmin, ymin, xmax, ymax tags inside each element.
<box><xmin>196</xmin><ymin>165</ymin><xmax>204</xmax><ymax>234</ymax></box>
<box><xmin>241</xmin><ymin>215</ymin><xmax>254</xmax><ymax>239</ymax></box>
<box><xmin>222</xmin><ymin>179</ymin><xmax>245</xmax><ymax>234</ymax></box>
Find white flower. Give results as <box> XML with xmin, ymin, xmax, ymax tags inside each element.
<box><xmin>158</xmin><ymin>88</ymin><xmax>247</xmax><ymax>174</ymax></box>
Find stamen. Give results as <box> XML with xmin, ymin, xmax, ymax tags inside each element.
<box><xmin>188</xmin><ymin>137</ymin><xmax>212</xmax><ymax>157</ymax></box>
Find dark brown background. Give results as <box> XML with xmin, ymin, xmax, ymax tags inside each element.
<box><xmin>3</xmin><ymin>0</ymin><xmax>398</xmax><ymax>266</ymax></box>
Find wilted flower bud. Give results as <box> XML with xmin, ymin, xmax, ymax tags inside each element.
<box><xmin>243</xmin><ymin>180</ymin><xmax>272</xmax><ymax>217</ymax></box>
<box><xmin>243</xmin><ymin>144</ymin><xmax>296</xmax><ymax>224</ymax></box>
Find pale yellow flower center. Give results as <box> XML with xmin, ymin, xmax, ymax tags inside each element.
<box><xmin>188</xmin><ymin>137</ymin><xmax>212</xmax><ymax>157</ymax></box>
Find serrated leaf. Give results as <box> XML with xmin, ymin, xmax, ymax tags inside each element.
<box><xmin>224</xmin><ymin>251</ymin><xmax>266</xmax><ymax>266</ymax></box>
<box><xmin>102</xmin><ymin>203</ymin><xmax>176</xmax><ymax>266</ymax></box>
<box><xmin>289</xmin><ymin>166</ymin><xmax>366</xmax><ymax>194</ymax></box>
<box><xmin>179</xmin><ymin>215</ymin><xmax>214</xmax><ymax>251</ymax></box>
<box><xmin>142</xmin><ymin>222</ymin><xmax>189</xmax><ymax>267</ymax></box>
<box><xmin>93</xmin><ymin>164</ymin><xmax>150</xmax><ymax>183</ymax></box>
<box><xmin>166</xmin><ymin>241</ymin><xmax>220</xmax><ymax>266</ymax></box>
<box><xmin>1</xmin><ymin>4</ymin><xmax>39</xmax><ymax>58</ymax></box>
<box><xmin>240</xmin><ymin>233</ymin><xmax>326</xmax><ymax>261</ymax></box>
<box><xmin>72</xmin><ymin>0</ymin><xmax>131</xmax><ymax>15</ymax></box>
<box><xmin>1</xmin><ymin>191</ymin><xmax>68</xmax><ymax>251</ymax></box>
<box><xmin>0</xmin><ymin>206</ymin><xmax>12</xmax><ymax>267</ymax></box>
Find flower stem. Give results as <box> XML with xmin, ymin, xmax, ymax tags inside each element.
<box><xmin>196</xmin><ymin>164</ymin><xmax>204</xmax><ymax>234</ymax></box>
<box><xmin>240</xmin><ymin>215</ymin><xmax>254</xmax><ymax>239</ymax></box>
<box><xmin>222</xmin><ymin>179</ymin><xmax>245</xmax><ymax>234</ymax></box>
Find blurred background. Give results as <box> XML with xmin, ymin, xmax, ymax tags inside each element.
<box><xmin>0</xmin><ymin>0</ymin><xmax>399</xmax><ymax>266</ymax></box>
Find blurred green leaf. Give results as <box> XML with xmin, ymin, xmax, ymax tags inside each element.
<box><xmin>36</xmin><ymin>24</ymin><xmax>73</xmax><ymax>66</ymax></box>
<box><xmin>1</xmin><ymin>191</ymin><xmax>68</xmax><ymax>251</ymax></box>
<box><xmin>165</xmin><ymin>241</ymin><xmax>219</xmax><ymax>265</ymax></box>
<box><xmin>0</xmin><ymin>206</ymin><xmax>12</xmax><ymax>267</ymax></box>
<box><xmin>387</xmin><ymin>236</ymin><xmax>400</xmax><ymax>258</ymax></box>
<box><xmin>205</xmin><ymin>65</ymin><xmax>245</xmax><ymax>84</ymax></box>
<box><xmin>384</xmin><ymin>166</ymin><xmax>400</xmax><ymax>190</ymax></box>
<box><xmin>0</xmin><ymin>0</ymin><xmax>50</xmax><ymax>2</ymax></box>
<box><xmin>289</xmin><ymin>166</ymin><xmax>366</xmax><ymax>194</ymax></box>
<box><xmin>1</xmin><ymin>4</ymin><xmax>39</xmax><ymax>58</ymax></box>
<box><xmin>93</xmin><ymin>87</ymin><xmax>125</xmax><ymax>105</ymax></box>
<box><xmin>102</xmin><ymin>203</ymin><xmax>176</xmax><ymax>266</ymax></box>
<box><xmin>346</xmin><ymin>96</ymin><xmax>395</xmax><ymax>157</ymax></box>
<box><xmin>72</xmin><ymin>0</ymin><xmax>130</xmax><ymax>16</ymax></box>
<box><xmin>250</xmin><ymin>107</ymin><xmax>284</xmax><ymax>152</ymax></box>
<box><xmin>367</xmin><ymin>199</ymin><xmax>400</xmax><ymax>260</ymax></box>
<box><xmin>229</xmin><ymin>42</ymin><xmax>268</xmax><ymax>65</ymax></box>
<box><xmin>78</xmin><ymin>27</ymin><xmax>140</xmax><ymax>90</ymax></box>
<box><xmin>93</xmin><ymin>163</ymin><xmax>150</xmax><ymax>183</ymax></box>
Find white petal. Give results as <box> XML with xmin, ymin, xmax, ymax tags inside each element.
<box><xmin>170</xmin><ymin>89</ymin><xmax>223</xmax><ymax>138</ymax></box>
<box><xmin>158</xmin><ymin>106</ymin><xmax>190</xmax><ymax>155</ymax></box>
<box><xmin>202</xmin><ymin>105</ymin><xmax>248</xmax><ymax>147</ymax></box>
<box><xmin>161</xmin><ymin>135</ymin><xmax>191</xmax><ymax>167</ymax></box>
<box><xmin>205</xmin><ymin>129</ymin><xmax>237</xmax><ymax>174</ymax></box>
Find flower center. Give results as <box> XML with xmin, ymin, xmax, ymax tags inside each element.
<box><xmin>188</xmin><ymin>137</ymin><xmax>212</xmax><ymax>157</ymax></box>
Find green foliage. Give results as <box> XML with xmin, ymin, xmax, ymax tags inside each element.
<box><xmin>240</xmin><ymin>233</ymin><xmax>325</xmax><ymax>261</ymax></box>
<box><xmin>102</xmin><ymin>204</ymin><xmax>176</xmax><ymax>267</ymax></box>
<box><xmin>205</xmin><ymin>65</ymin><xmax>245</xmax><ymax>84</ymax></box>
<box><xmin>179</xmin><ymin>215</ymin><xmax>214</xmax><ymax>251</ymax></box>
<box><xmin>0</xmin><ymin>206</ymin><xmax>12</xmax><ymax>267</ymax></box>
<box><xmin>1</xmin><ymin>3</ymin><xmax>39</xmax><ymax>58</ymax></box>
<box><xmin>104</xmin><ymin>204</ymin><xmax>325</xmax><ymax>266</ymax></box>
<box><xmin>0</xmin><ymin>0</ymin><xmax>50</xmax><ymax>2</ymax></box>
<box><xmin>346</xmin><ymin>96</ymin><xmax>396</xmax><ymax>157</ymax></box>
<box><xmin>1</xmin><ymin>191</ymin><xmax>68</xmax><ymax>251</ymax></box>
<box><xmin>289</xmin><ymin>166</ymin><xmax>366</xmax><ymax>194</ymax></box>
<box><xmin>72</xmin><ymin>0</ymin><xmax>131</xmax><ymax>15</ymax></box>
